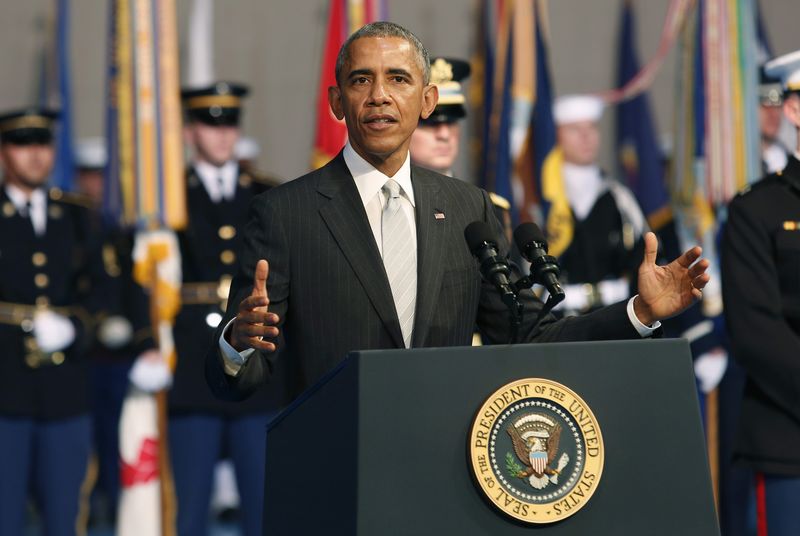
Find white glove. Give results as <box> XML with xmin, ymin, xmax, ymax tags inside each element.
<box><xmin>33</xmin><ymin>310</ymin><xmax>76</xmax><ymax>353</ymax></box>
<box><xmin>98</xmin><ymin>315</ymin><xmax>134</xmax><ymax>349</ymax></box>
<box><xmin>694</xmin><ymin>348</ymin><xmax>728</xmax><ymax>394</ymax></box>
<box><xmin>128</xmin><ymin>349</ymin><xmax>172</xmax><ymax>392</ymax></box>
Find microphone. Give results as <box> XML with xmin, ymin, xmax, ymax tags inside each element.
<box><xmin>513</xmin><ymin>223</ymin><xmax>565</xmax><ymax>302</ymax></box>
<box><xmin>464</xmin><ymin>221</ymin><xmax>516</xmax><ymax>305</ymax></box>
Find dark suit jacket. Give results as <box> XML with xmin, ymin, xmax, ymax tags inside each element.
<box><xmin>206</xmin><ymin>152</ymin><xmax>642</xmax><ymax>402</ymax></box>
<box><xmin>722</xmin><ymin>155</ymin><xmax>800</xmax><ymax>475</ymax></box>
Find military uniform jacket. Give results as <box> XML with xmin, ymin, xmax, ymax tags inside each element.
<box><xmin>0</xmin><ymin>188</ymin><xmax>104</xmax><ymax>420</ymax></box>
<box><xmin>722</xmin><ymin>155</ymin><xmax>800</xmax><ymax>475</ymax></box>
<box><xmin>170</xmin><ymin>165</ymin><xmax>287</xmax><ymax>415</ymax></box>
<box><xmin>559</xmin><ymin>186</ymin><xmax>644</xmax><ymax>287</ymax></box>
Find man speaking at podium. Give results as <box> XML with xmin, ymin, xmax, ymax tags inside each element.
<box><xmin>205</xmin><ymin>22</ymin><xmax>709</xmax><ymax>403</ymax></box>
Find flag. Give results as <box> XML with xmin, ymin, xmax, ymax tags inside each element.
<box><xmin>311</xmin><ymin>0</ymin><xmax>388</xmax><ymax>169</ymax></box>
<box><xmin>105</xmin><ymin>0</ymin><xmax>186</xmax><ymax>230</ymax></box>
<box><xmin>479</xmin><ymin>0</ymin><xmax>555</xmax><ymax>231</ymax></box>
<box><xmin>39</xmin><ymin>0</ymin><xmax>75</xmax><ymax>191</ymax></box>
<box><xmin>615</xmin><ymin>0</ymin><xmax>672</xmax><ymax>232</ymax></box>
<box><xmin>106</xmin><ymin>0</ymin><xmax>186</xmax><ymax>534</ymax></box>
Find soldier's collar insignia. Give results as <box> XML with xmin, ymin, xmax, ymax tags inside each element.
<box><xmin>469</xmin><ymin>378</ymin><xmax>604</xmax><ymax>524</ymax></box>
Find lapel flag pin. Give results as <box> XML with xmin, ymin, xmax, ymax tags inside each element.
<box><xmin>434</xmin><ymin>211</ymin><xmax>445</xmax><ymax>220</ymax></box>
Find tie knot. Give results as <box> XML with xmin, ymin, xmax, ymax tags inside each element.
<box><xmin>383</xmin><ymin>179</ymin><xmax>401</xmax><ymax>200</ymax></box>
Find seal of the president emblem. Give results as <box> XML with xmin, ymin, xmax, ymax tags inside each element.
<box><xmin>468</xmin><ymin>378</ymin><xmax>604</xmax><ymax>523</ymax></box>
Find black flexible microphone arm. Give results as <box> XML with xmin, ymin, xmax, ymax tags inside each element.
<box><xmin>464</xmin><ymin>222</ymin><xmax>524</xmax><ymax>344</ymax></box>
<box><xmin>512</xmin><ymin>223</ymin><xmax>567</xmax><ymax>335</ymax></box>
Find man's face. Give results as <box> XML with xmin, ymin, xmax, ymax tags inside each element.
<box><xmin>328</xmin><ymin>36</ymin><xmax>438</xmax><ymax>173</ymax></box>
<box><xmin>0</xmin><ymin>143</ymin><xmax>55</xmax><ymax>190</ymax></box>
<box><xmin>557</xmin><ymin>120</ymin><xmax>600</xmax><ymax>166</ymax></box>
<box><xmin>759</xmin><ymin>104</ymin><xmax>783</xmax><ymax>142</ymax></box>
<box><xmin>185</xmin><ymin>122</ymin><xmax>240</xmax><ymax>166</ymax></box>
<box><xmin>784</xmin><ymin>94</ymin><xmax>800</xmax><ymax>131</ymax></box>
<box><xmin>409</xmin><ymin>121</ymin><xmax>461</xmax><ymax>174</ymax></box>
<box><xmin>76</xmin><ymin>169</ymin><xmax>104</xmax><ymax>205</ymax></box>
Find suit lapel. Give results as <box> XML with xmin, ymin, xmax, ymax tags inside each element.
<box><xmin>411</xmin><ymin>167</ymin><xmax>447</xmax><ymax>347</ymax></box>
<box><xmin>317</xmin><ymin>153</ymin><xmax>404</xmax><ymax>348</ymax></box>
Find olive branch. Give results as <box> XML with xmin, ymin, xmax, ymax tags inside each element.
<box><xmin>505</xmin><ymin>452</ymin><xmax>524</xmax><ymax>478</ymax></box>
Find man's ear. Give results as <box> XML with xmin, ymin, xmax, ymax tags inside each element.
<box><xmin>328</xmin><ymin>85</ymin><xmax>344</xmax><ymax>120</ymax></box>
<box><xmin>419</xmin><ymin>84</ymin><xmax>439</xmax><ymax>120</ymax></box>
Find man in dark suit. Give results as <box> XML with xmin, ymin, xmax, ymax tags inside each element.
<box><xmin>206</xmin><ymin>22</ymin><xmax>709</xmax><ymax>409</ymax></box>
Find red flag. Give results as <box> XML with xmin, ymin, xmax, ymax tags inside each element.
<box><xmin>311</xmin><ymin>0</ymin><xmax>348</xmax><ymax>169</ymax></box>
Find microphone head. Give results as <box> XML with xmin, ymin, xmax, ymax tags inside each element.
<box><xmin>513</xmin><ymin>222</ymin><xmax>548</xmax><ymax>253</ymax></box>
<box><xmin>464</xmin><ymin>221</ymin><xmax>496</xmax><ymax>254</ymax></box>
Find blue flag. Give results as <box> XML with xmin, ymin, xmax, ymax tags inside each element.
<box><xmin>615</xmin><ymin>1</ymin><xmax>670</xmax><ymax>231</ymax></box>
<box><xmin>40</xmin><ymin>0</ymin><xmax>75</xmax><ymax>191</ymax></box>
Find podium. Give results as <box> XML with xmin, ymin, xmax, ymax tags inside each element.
<box><xmin>263</xmin><ymin>340</ymin><xmax>719</xmax><ymax>535</ymax></box>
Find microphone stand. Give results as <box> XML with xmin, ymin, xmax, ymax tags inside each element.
<box><xmin>507</xmin><ymin>259</ymin><xmax>566</xmax><ymax>344</ymax></box>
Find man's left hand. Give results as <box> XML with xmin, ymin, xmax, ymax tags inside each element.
<box><xmin>633</xmin><ymin>232</ymin><xmax>710</xmax><ymax>325</ymax></box>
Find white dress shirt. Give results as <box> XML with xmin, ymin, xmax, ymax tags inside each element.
<box><xmin>194</xmin><ymin>160</ymin><xmax>239</xmax><ymax>202</ymax></box>
<box><xmin>6</xmin><ymin>184</ymin><xmax>47</xmax><ymax>236</ymax></box>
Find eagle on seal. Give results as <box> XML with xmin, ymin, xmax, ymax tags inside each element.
<box><xmin>507</xmin><ymin>414</ymin><xmax>570</xmax><ymax>490</ymax></box>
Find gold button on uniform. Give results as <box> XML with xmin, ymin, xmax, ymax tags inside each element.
<box><xmin>220</xmin><ymin>250</ymin><xmax>236</xmax><ymax>265</ymax></box>
<box><xmin>25</xmin><ymin>354</ymin><xmax>40</xmax><ymax>368</ymax></box>
<box><xmin>51</xmin><ymin>352</ymin><xmax>65</xmax><ymax>365</ymax></box>
<box><xmin>2</xmin><ymin>202</ymin><xmax>14</xmax><ymax>217</ymax></box>
<box><xmin>32</xmin><ymin>252</ymin><xmax>47</xmax><ymax>266</ymax></box>
<box><xmin>35</xmin><ymin>273</ymin><xmax>49</xmax><ymax>288</ymax></box>
<box><xmin>218</xmin><ymin>225</ymin><xmax>236</xmax><ymax>240</ymax></box>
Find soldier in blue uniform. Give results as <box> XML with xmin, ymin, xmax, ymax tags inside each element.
<box><xmin>0</xmin><ymin>108</ymin><xmax>105</xmax><ymax>536</ymax></box>
<box><xmin>169</xmin><ymin>82</ymin><xmax>286</xmax><ymax>536</ymax></box>
<box><xmin>721</xmin><ymin>49</ymin><xmax>800</xmax><ymax>535</ymax></box>
<box><xmin>409</xmin><ymin>56</ymin><xmax>513</xmax><ymax>243</ymax></box>
<box><xmin>74</xmin><ymin>138</ymin><xmax>159</xmax><ymax>527</ymax></box>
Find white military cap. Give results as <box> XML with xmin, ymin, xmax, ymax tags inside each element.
<box><xmin>553</xmin><ymin>94</ymin><xmax>605</xmax><ymax>125</ymax></box>
<box><xmin>764</xmin><ymin>49</ymin><xmax>800</xmax><ymax>93</ymax></box>
<box><xmin>75</xmin><ymin>137</ymin><xmax>107</xmax><ymax>169</ymax></box>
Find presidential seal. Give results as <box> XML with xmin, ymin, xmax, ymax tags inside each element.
<box><xmin>468</xmin><ymin>378</ymin><xmax>604</xmax><ymax>524</ymax></box>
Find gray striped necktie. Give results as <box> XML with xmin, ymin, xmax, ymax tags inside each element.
<box><xmin>381</xmin><ymin>179</ymin><xmax>416</xmax><ymax>348</ymax></box>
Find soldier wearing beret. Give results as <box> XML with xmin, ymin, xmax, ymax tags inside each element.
<box><xmin>170</xmin><ymin>82</ymin><xmax>285</xmax><ymax>536</ymax></box>
<box><xmin>722</xmin><ymin>49</ymin><xmax>800</xmax><ymax>534</ymax></box>
<box><xmin>0</xmin><ymin>108</ymin><xmax>106</xmax><ymax>535</ymax></box>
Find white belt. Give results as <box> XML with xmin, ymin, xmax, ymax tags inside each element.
<box><xmin>551</xmin><ymin>278</ymin><xmax>630</xmax><ymax>313</ymax></box>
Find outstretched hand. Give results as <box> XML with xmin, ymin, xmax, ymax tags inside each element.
<box><xmin>229</xmin><ymin>259</ymin><xmax>280</xmax><ymax>353</ymax></box>
<box><xmin>633</xmin><ymin>232</ymin><xmax>710</xmax><ymax>325</ymax></box>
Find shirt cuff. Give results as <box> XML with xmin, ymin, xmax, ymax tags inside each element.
<box><xmin>626</xmin><ymin>296</ymin><xmax>661</xmax><ymax>337</ymax></box>
<box><xmin>219</xmin><ymin>318</ymin><xmax>256</xmax><ymax>376</ymax></box>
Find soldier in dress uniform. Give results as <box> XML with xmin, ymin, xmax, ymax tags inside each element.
<box><xmin>547</xmin><ymin>94</ymin><xmax>647</xmax><ymax>315</ymax></box>
<box><xmin>409</xmin><ymin>56</ymin><xmax>513</xmax><ymax>242</ymax></box>
<box><xmin>759</xmin><ymin>66</ymin><xmax>791</xmax><ymax>175</ymax></box>
<box><xmin>170</xmin><ymin>81</ymin><xmax>285</xmax><ymax>536</ymax></box>
<box><xmin>0</xmin><ymin>108</ymin><xmax>105</xmax><ymax>536</ymax></box>
<box><xmin>721</xmin><ymin>49</ymin><xmax>800</xmax><ymax>535</ymax></box>
<box><xmin>73</xmin><ymin>138</ymin><xmax>160</xmax><ymax>527</ymax></box>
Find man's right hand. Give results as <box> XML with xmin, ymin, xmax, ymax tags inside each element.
<box><xmin>228</xmin><ymin>259</ymin><xmax>280</xmax><ymax>352</ymax></box>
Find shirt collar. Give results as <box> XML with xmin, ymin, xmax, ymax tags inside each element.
<box><xmin>343</xmin><ymin>142</ymin><xmax>415</xmax><ymax>207</ymax></box>
<box><xmin>194</xmin><ymin>159</ymin><xmax>238</xmax><ymax>187</ymax></box>
<box><xmin>5</xmin><ymin>183</ymin><xmax>46</xmax><ymax>211</ymax></box>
